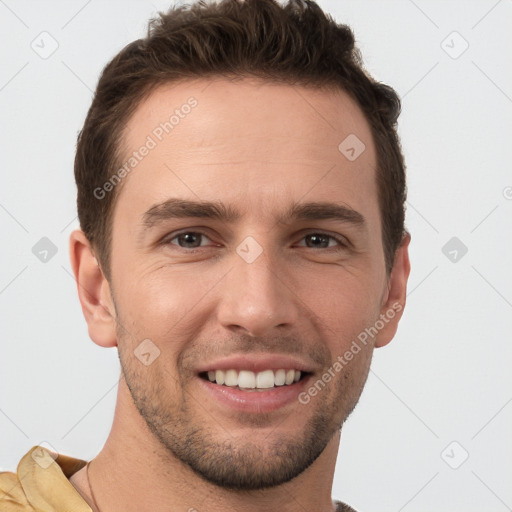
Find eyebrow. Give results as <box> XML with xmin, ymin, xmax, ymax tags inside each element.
<box><xmin>140</xmin><ymin>197</ymin><xmax>366</xmax><ymax>231</ymax></box>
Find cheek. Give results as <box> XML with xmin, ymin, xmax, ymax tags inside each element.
<box><xmin>119</xmin><ymin>344</ymin><xmax>185</xmax><ymax>417</ymax></box>
<box><xmin>115</xmin><ymin>299</ymin><xmax>185</xmax><ymax>396</ymax></box>
<box><xmin>306</xmin><ymin>270</ymin><xmax>383</xmax><ymax>335</ymax></box>
<box><xmin>121</xmin><ymin>263</ymin><xmax>213</xmax><ymax>322</ymax></box>
<box><xmin>114</xmin><ymin>264</ymin><xmax>221</xmax><ymax>370</ymax></box>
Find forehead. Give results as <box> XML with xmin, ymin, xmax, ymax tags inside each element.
<box><xmin>114</xmin><ymin>76</ymin><xmax>378</xmax><ymax>228</ymax></box>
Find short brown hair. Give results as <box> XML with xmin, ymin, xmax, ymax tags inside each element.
<box><xmin>74</xmin><ymin>0</ymin><xmax>407</xmax><ymax>281</ymax></box>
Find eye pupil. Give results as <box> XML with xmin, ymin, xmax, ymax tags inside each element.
<box><xmin>306</xmin><ymin>234</ymin><xmax>329</xmax><ymax>248</ymax></box>
<box><xmin>179</xmin><ymin>233</ymin><xmax>201</xmax><ymax>247</ymax></box>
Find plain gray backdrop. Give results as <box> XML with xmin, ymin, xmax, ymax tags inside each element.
<box><xmin>1</xmin><ymin>1</ymin><xmax>511</xmax><ymax>511</ymax></box>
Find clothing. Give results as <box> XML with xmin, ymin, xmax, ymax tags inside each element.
<box><xmin>0</xmin><ymin>446</ymin><xmax>91</xmax><ymax>511</ymax></box>
<box><xmin>0</xmin><ymin>445</ymin><xmax>357</xmax><ymax>511</ymax></box>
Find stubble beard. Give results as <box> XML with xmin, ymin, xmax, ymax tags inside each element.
<box><xmin>118</xmin><ymin>340</ymin><xmax>371</xmax><ymax>491</ymax></box>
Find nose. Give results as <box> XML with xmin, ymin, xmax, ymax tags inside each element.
<box><xmin>216</xmin><ymin>247</ymin><xmax>300</xmax><ymax>338</ymax></box>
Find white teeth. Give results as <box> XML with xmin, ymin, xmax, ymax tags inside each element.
<box><xmin>256</xmin><ymin>369</ymin><xmax>274</xmax><ymax>389</ymax></box>
<box><xmin>274</xmin><ymin>369</ymin><xmax>286</xmax><ymax>386</ymax></box>
<box><xmin>224</xmin><ymin>369</ymin><xmax>238</xmax><ymax>386</ymax></box>
<box><xmin>215</xmin><ymin>370</ymin><xmax>225</xmax><ymax>385</ymax></box>
<box><xmin>238</xmin><ymin>370</ymin><xmax>256</xmax><ymax>389</ymax></box>
<box><xmin>205</xmin><ymin>369</ymin><xmax>304</xmax><ymax>389</ymax></box>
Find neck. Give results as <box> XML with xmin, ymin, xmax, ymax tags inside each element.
<box><xmin>74</xmin><ymin>375</ymin><xmax>340</xmax><ymax>512</ymax></box>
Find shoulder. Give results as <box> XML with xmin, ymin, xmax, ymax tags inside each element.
<box><xmin>0</xmin><ymin>468</ymin><xmax>31</xmax><ymax>510</ymax></box>
<box><xmin>0</xmin><ymin>445</ymin><xmax>91</xmax><ymax>511</ymax></box>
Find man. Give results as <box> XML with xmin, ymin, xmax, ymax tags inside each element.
<box><xmin>0</xmin><ymin>0</ymin><xmax>410</xmax><ymax>510</ymax></box>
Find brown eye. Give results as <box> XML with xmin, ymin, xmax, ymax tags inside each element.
<box><xmin>298</xmin><ymin>233</ymin><xmax>347</xmax><ymax>249</ymax></box>
<box><xmin>304</xmin><ymin>234</ymin><xmax>331</xmax><ymax>248</ymax></box>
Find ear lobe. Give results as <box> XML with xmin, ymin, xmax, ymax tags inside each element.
<box><xmin>374</xmin><ymin>232</ymin><xmax>411</xmax><ymax>348</ymax></box>
<box><xmin>69</xmin><ymin>229</ymin><xmax>118</xmax><ymax>348</ymax></box>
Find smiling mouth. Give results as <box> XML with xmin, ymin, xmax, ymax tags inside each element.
<box><xmin>198</xmin><ymin>368</ymin><xmax>311</xmax><ymax>391</ymax></box>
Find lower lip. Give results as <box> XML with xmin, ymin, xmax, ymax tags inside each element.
<box><xmin>197</xmin><ymin>375</ymin><xmax>312</xmax><ymax>413</ymax></box>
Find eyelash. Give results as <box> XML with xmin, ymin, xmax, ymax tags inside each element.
<box><xmin>163</xmin><ymin>230</ymin><xmax>349</xmax><ymax>252</ymax></box>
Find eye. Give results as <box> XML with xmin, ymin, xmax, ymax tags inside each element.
<box><xmin>296</xmin><ymin>232</ymin><xmax>348</xmax><ymax>249</ymax></box>
<box><xmin>166</xmin><ymin>231</ymin><xmax>214</xmax><ymax>250</ymax></box>
<box><xmin>162</xmin><ymin>230</ymin><xmax>348</xmax><ymax>252</ymax></box>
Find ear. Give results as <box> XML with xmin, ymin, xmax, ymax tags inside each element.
<box><xmin>69</xmin><ymin>229</ymin><xmax>118</xmax><ymax>348</ymax></box>
<box><xmin>374</xmin><ymin>232</ymin><xmax>411</xmax><ymax>348</ymax></box>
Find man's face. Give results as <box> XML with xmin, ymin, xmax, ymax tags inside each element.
<box><xmin>107</xmin><ymin>77</ymin><xmax>399</xmax><ymax>489</ymax></box>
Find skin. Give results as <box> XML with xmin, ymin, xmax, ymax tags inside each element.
<box><xmin>68</xmin><ymin>76</ymin><xmax>410</xmax><ymax>512</ymax></box>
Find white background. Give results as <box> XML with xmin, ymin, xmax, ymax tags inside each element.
<box><xmin>1</xmin><ymin>1</ymin><xmax>511</xmax><ymax>511</ymax></box>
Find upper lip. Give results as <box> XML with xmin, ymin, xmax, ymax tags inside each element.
<box><xmin>195</xmin><ymin>354</ymin><xmax>316</xmax><ymax>374</ymax></box>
